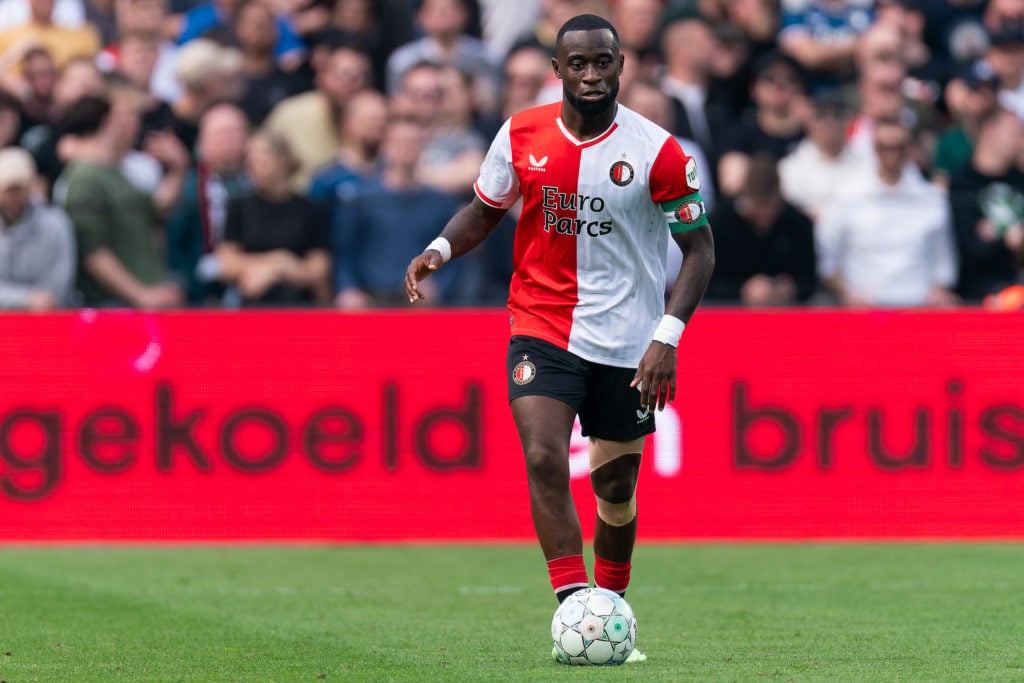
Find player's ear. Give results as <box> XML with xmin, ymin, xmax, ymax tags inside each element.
<box><xmin>618</xmin><ymin>52</ymin><xmax>624</xmax><ymax>75</ymax></box>
<box><xmin>552</xmin><ymin>57</ymin><xmax>562</xmax><ymax>79</ymax></box>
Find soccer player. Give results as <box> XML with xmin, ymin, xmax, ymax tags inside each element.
<box><xmin>404</xmin><ymin>13</ymin><xmax>715</xmax><ymax>662</ymax></box>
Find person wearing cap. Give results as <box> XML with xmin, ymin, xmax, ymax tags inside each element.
<box><xmin>985</xmin><ymin>20</ymin><xmax>1024</xmax><ymax>119</ymax></box>
<box><xmin>716</xmin><ymin>50</ymin><xmax>808</xmax><ymax>197</ymax></box>
<box><xmin>933</xmin><ymin>59</ymin><xmax>1001</xmax><ymax>188</ymax></box>
<box><xmin>0</xmin><ymin>145</ymin><xmax>74</xmax><ymax>309</ymax></box>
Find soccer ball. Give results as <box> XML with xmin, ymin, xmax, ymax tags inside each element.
<box><xmin>551</xmin><ymin>587</ymin><xmax>637</xmax><ymax>665</ymax></box>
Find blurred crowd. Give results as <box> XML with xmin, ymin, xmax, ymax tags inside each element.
<box><xmin>0</xmin><ymin>0</ymin><xmax>1022</xmax><ymax>311</ymax></box>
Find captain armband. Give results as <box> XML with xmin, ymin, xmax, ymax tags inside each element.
<box><xmin>661</xmin><ymin>193</ymin><xmax>708</xmax><ymax>233</ymax></box>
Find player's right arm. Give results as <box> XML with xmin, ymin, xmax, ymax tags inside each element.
<box><xmin>404</xmin><ymin>196</ymin><xmax>508</xmax><ymax>303</ymax></box>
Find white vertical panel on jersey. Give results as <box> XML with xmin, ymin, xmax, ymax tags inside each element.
<box><xmin>566</xmin><ymin>113</ymin><xmax>669</xmax><ymax>369</ymax></box>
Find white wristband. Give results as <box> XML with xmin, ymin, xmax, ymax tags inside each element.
<box><xmin>652</xmin><ymin>315</ymin><xmax>686</xmax><ymax>347</ymax></box>
<box><xmin>425</xmin><ymin>237</ymin><xmax>452</xmax><ymax>263</ymax></box>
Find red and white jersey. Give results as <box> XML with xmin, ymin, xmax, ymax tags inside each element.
<box><xmin>474</xmin><ymin>101</ymin><xmax>702</xmax><ymax>368</ymax></box>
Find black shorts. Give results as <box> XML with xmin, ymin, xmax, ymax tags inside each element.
<box><xmin>506</xmin><ymin>335</ymin><xmax>655</xmax><ymax>441</ymax></box>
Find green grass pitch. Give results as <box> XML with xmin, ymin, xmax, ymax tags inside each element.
<box><xmin>1</xmin><ymin>544</ymin><xmax>1023</xmax><ymax>682</ymax></box>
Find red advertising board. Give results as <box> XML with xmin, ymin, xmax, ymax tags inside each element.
<box><xmin>0</xmin><ymin>309</ymin><xmax>1021</xmax><ymax>541</ymax></box>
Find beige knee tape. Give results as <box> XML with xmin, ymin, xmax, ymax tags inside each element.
<box><xmin>588</xmin><ymin>436</ymin><xmax>645</xmax><ymax>473</ymax></box>
<box><xmin>596</xmin><ymin>494</ymin><xmax>637</xmax><ymax>526</ymax></box>
<box><xmin>590</xmin><ymin>437</ymin><xmax>643</xmax><ymax>526</ymax></box>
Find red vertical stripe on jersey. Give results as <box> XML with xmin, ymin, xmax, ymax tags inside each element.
<box><xmin>649</xmin><ymin>136</ymin><xmax>697</xmax><ymax>203</ymax></box>
<box><xmin>506</xmin><ymin>104</ymin><xmax>582</xmax><ymax>349</ymax></box>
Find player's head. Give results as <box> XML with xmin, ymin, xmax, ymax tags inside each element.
<box><xmin>553</xmin><ymin>14</ymin><xmax>623</xmax><ymax>119</ymax></box>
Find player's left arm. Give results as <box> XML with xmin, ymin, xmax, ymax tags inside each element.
<box><xmin>633</xmin><ymin>224</ymin><xmax>714</xmax><ymax>412</ymax></box>
<box><xmin>631</xmin><ymin>138</ymin><xmax>716</xmax><ymax>412</ymax></box>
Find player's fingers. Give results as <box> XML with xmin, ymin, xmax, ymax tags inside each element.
<box><xmin>630</xmin><ymin>365</ymin><xmax>644</xmax><ymax>389</ymax></box>
<box><xmin>656</xmin><ymin>379</ymin><xmax>671</xmax><ymax>412</ymax></box>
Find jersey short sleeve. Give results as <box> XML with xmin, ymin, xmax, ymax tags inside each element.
<box><xmin>474</xmin><ymin>118</ymin><xmax>522</xmax><ymax>210</ymax></box>
<box><xmin>650</xmin><ymin>136</ymin><xmax>707</xmax><ymax>232</ymax></box>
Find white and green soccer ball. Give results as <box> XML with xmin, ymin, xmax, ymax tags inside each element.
<box><xmin>551</xmin><ymin>587</ymin><xmax>637</xmax><ymax>665</ymax></box>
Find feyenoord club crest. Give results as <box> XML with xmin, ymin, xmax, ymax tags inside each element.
<box><xmin>513</xmin><ymin>354</ymin><xmax>536</xmax><ymax>385</ymax></box>
<box><xmin>675</xmin><ymin>199</ymin><xmax>705</xmax><ymax>224</ymax></box>
<box><xmin>609</xmin><ymin>160</ymin><xmax>634</xmax><ymax>186</ymax></box>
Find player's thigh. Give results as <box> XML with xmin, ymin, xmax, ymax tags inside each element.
<box><xmin>507</xmin><ymin>336</ymin><xmax>587</xmax><ymax>465</ymax></box>
<box><xmin>578</xmin><ymin>362</ymin><xmax>655</xmax><ymax>442</ymax></box>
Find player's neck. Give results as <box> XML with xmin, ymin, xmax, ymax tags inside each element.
<box><xmin>560</xmin><ymin>102</ymin><xmax>618</xmax><ymax>141</ymax></box>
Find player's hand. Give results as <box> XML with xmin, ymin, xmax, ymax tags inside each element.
<box><xmin>404</xmin><ymin>250</ymin><xmax>444</xmax><ymax>304</ymax></box>
<box><xmin>630</xmin><ymin>341</ymin><xmax>677</xmax><ymax>412</ymax></box>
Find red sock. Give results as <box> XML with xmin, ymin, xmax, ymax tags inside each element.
<box><xmin>594</xmin><ymin>556</ymin><xmax>631</xmax><ymax>595</ymax></box>
<box><xmin>547</xmin><ymin>554</ymin><xmax>588</xmax><ymax>600</ymax></box>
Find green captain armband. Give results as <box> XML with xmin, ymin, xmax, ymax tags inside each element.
<box><xmin>661</xmin><ymin>193</ymin><xmax>708</xmax><ymax>233</ymax></box>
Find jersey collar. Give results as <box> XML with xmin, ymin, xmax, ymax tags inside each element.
<box><xmin>555</xmin><ymin>106</ymin><xmax>620</xmax><ymax>148</ymax></box>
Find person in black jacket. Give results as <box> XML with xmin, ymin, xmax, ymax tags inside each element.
<box><xmin>706</xmin><ymin>153</ymin><xmax>818</xmax><ymax>305</ymax></box>
<box><xmin>948</xmin><ymin>106</ymin><xmax>1024</xmax><ymax>302</ymax></box>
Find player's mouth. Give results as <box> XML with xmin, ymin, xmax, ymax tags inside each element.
<box><xmin>579</xmin><ymin>90</ymin><xmax>607</xmax><ymax>101</ymax></box>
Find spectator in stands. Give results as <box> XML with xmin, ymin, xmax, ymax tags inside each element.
<box><xmin>948</xmin><ymin>106</ymin><xmax>1024</xmax><ymax>302</ymax></box>
<box><xmin>609</xmin><ymin>0</ymin><xmax>663</xmax><ymax>74</ymax></box>
<box><xmin>264</xmin><ymin>41</ymin><xmax>371</xmax><ymax>191</ymax></box>
<box><xmin>101</xmin><ymin>0</ymin><xmax>181</xmax><ymax>105</ymax></box>
<box><xmin>170</xmin><ymin>38</ymin><xmax>244</xmax><ymax>155</ymax></box>
<box><xmin>706</xmin><ymin>153</ymin><xmax>817</xmax><ymax>305</ymax></box>
<box><xmin>0</xmin><ymin>0</ymin><xmax>83</xmax><ymax>33</ymax></box>
<box><xmin>389</xmin><ymin>60</ymin><xmax>445</xmax><ymax>127</ymax></box>
<box><xmin>17</xmin><ymin>47</ymin><xmax>57</xmax><ymax>128</ymax></box>
<box><xmin>20</xmin><ymin>56</ymin><xmax>105</xmax><ymax>195</ymax></box>
<box><xmin>60</xmin><ymin>93</ymin><xmax>187</xmax><ymax>308</ymax></box>
<box><xmin>113</xmin><ymin>30</ymin><xmax>178</xmax><ymax>145</ymax></box>
<box><xmin>659</xmin><ymin>13</ymin><xmax>734</xmax><ymax>175</ymax></box>
<box><xmin>510</xmin><ymin>0</ymin><xmax>605</xmax><ymax>55</ymax></box>
<box><xmin>985</xmin><ymin>0</ymin><xmax>1024</xmax><ymax>30</ymax></box>
<box><xmin>233</xmin><ymin>0</ymin><xmax>306</xmax><ymax>126</ymax></box>
<box><xmin>0</xmin><ymin>89</ymin><xmax>24</xmax><ymax>150</ymax></box>
<box><xmin>778</xmin><ymin>0</ymin><xmax>874</xmax><ymax>91</ymax></box>
<box><xmin>332</xmin><ymin>116</ymin><xmax>460</xmax><ymax>308</ymax></box>
<box><xmin>308</xmin><ymin>88</ymin><xmax>386</xmax><ymax>207</ymax></box>
<box><xmin>985</xmin><ymin>20</ymin><xmax>1024</xmax><ymax>119</ymax></box>
<box><xmin>171</xmin><ymin>0</ymin><xmax>306</xmax><ymax>72</ymax></box>
<box><xmin>875</xmin><ymin>0</ymin><xmax>945</xmax><ymax>113</ymax></box>
<box><xmin>846</xmin><ymin>58</ymin><xmax>914</xmax><ymax>166</ymax></box>
<box><xmin>167</xmin><ymin>103</ymin><xmax>251</xmax><ymax>303</ymax></box>
<box><xmin>0</xmin><ymin>146</ymin><xmax>74</xmax><ymax>309</ymax></box>
<box><xmin>0</xmin><ymin>0</ymin><xmax>101</xmax><ymax>88</ymax></box>
<box><xmin>933</xmin><ymin>59</ymin><xmax>1000</xmax><ymax>188</ymax></box>
<box><xmin>816</xmin><ymin>118</ymin><xmax>958</xmax><ymax>307</ymax></box>
<box><xmin>326</xmin><ymin>0</ymin><xmax>413</xmax><ymax>91</ymax></box>
<box><xmin>716</xmin><ymin>51</ymin><xmax>807</xmax><ymax>197</ymax></box>
<box><xmin>779</xmin><ymin>88</ymin><xmax>867</xmax><ymax>220</ymax></box>
<box><xmin>216</xmin><ymin>130</ymin><xmax>331</xmax><ymax>306</ymax></box>
<box><xmin>499</xmin><ymin>43</ymin><xmax>552</xmax><ymax>121</ymax></box>
<box><xmin>416</xmin><ymin>65</ymin><xmax>487</xmax><ymax>200</ymax></box>
<box><xmin>387</xmin><ymin>0</ymin><xmax>502</xmax><ymax>117</ymax></box>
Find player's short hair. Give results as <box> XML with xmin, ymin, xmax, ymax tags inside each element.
<box><xmin>556</xmin><ymin>14</ymin><xmax>619</xmax><ymax>50</ymax></box>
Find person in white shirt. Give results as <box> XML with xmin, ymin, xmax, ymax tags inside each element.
<box><xmin>779</xmin><ymin>89</ymin><xmax>870</xmax><ymax>220</ymax></box>
<box><xmin>815</xmin><ymin>117</ymin><xmax>959</xmax><ymax>307</ymax></box>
